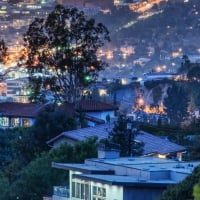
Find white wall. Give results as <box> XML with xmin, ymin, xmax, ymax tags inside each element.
<box><xmin>86</xmin><ymin>111</ymin><xmax>115</xmax><ymax>122</ymax></box>
<box><xmin>90</xmin><ymin>181</ymin><xmax>123</xmax><ymax>200</ymax></box>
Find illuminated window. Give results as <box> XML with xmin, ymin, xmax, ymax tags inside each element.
<box><xmin>0</xmin><ymin>117</ymin><xmax>9</xmax><ymax>127</ymax></box>
<box><xmin>11</xmin><ymin>118</ymin><xmax>20</xmax><ymax>127</ymax></box>
<box><xmin>22</xmin><ymin>119</ymin><xmax>30</xmax><ymax>127</ymax></box>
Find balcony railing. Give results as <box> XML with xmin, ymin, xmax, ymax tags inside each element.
<box><xmin>53</xmin><ymin>186</ymin><xmax>69</xmax><ymax>198</ymax></box>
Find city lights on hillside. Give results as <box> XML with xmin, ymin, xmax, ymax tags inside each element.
<box><xmin>134</xmin><ymin>99</ymin><xmax>165</xmax><ymax>114</ymax></box>
<box><xmin>134</xmin><ymin>97</ymin><xmax>165</xmax><ymax>114</ymax></box>
<box><xmin>106</xmin><ymin>50</ymin><xmax>113</xmax><ymax>60</ymax></box>
<box><xmin>98</xmin><ymin>89</ymin><xmax>107</xmax><ymax>96</ymax></box>
<box><xmin>155</xmin><ymin>65</ymin><xmax>166</xmax><ymax>72</ymax></box>
<box><xmin>143</xmin><ymin>104</ymin><xmax>165</xmax><ymax>114</ymax></box>
<box><xmin>129</xmin><ymin>0</ymin><xmax>167</xmax><ymax>13</ymax></box>
<box><xmin>120</xmin><ymin>46</ymin><xmax>135</xmax><ymax>59</ymax></box>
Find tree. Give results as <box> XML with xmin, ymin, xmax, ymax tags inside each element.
<box><xmin>32</xmin><ymin>104</ymin><xmax>77</xmax><ymax>153</ymax></box>
<box><xmin>178</xmin><ymin>54</ymin><xmax>191</xmax><ymax>73</ymax></box>
<box><xmin>0</xmin><ymin>127</ymin><xmax>38</xmax><ymax>184</ymax></box>
<box><xmin>0</xmin><ymin>38</ymin><xmax>8</xmax><ymax>81</ymax></box>
<box><xmin>0</xmin><ymin>138</ymin><xmax>98</xmax><ymax>200</ymax></box>
<box><xmin>0</xmin><ymin>39</ymin><xmax>7</xmax><ymax>64</ymax></box>
<box><xmin>163</xmin><ymin>84</ymin><xmax>189</xmax><ymax>126</ymax></box>
<box><xmin>193</xmin><ymin>184</ymin><xmax>200</xmax><ymax>200</ymax></box>
<box><xmin>152</xmin><ymin>85</ymin><xmax>162</xmax><ymax>105</ymax></box>
<box><xmin>107</xmin><ymin>115</ymin><xmax>143</xmax><ymax>157</ymax></box>
<box><xmin>159</xmin><ymin>165</ymin><xmax>200</xmax><ymax>200</ymax></box>
<box><xmin>23</xmin><ymin>4</ymin><xmax>110</xmax><ymax>103</ymax></box>
<box><xmin>187</xmin><ymin>65</ymin><xmax>200</xmax><ymax>80</ymax></box>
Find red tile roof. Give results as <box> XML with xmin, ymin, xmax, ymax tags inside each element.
<box><xmin>57</xmin><ymin>102</ymin><xmax>75</xmax><ymax>118</ymax></box>
<box><xmin>0</xmin><ymin>100</ymin><xmax>118</xmax><ymax>119</ymax></box>
<box><xmin>0</xmin><ymin>102</ymin><xmax>46</xmax><ymax>117</ymax></box>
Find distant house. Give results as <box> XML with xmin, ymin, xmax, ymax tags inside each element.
<box><xmin>0</xmin><ymin>102</ymin><xmax>45</xmax><ymax>128</ymax></box>
<box><xmin>0</xmin><ymin>100</ymin><xmax>118</xmax><ymax>128</ymax></box>
<box><xmin>143</xmin><ymin>72</ymin><xmax>177</xmax><ymax>82</ymax></box>
<box><xmin>72</xmin><ymin>99</ymin><xmax>118</xmax><ymax>126</ymax></box>
<box><xmin>47</xmin><ymin>123</ymin><xmax>186</xmax><ymax>161</ymax></box>
<box><xmin>6</xmin><ymin>78</ymin><xmax>30</xmax><ymax>103</ymax></box>
<box><xmin>52</xmin><ymin>149</ymin><xmax>198</xmax><ymax>200</ymax></box>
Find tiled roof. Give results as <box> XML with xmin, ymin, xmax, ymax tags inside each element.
<box><xmin>137</xmin><ymin>131</ymin><xmax>186</xmax><ymax>154</ymax></box>
<box><xmin>0</xmin><ymin>102</ymin><xmax>45</xmax><ymax>117</ymax></box>
<box><xmin>58</xmin><ymin>102</ymin><xmax>76</xmax><ymax>118</ymax></box>
<box><xmin>47</xmin><ymin>123</ymin><xmax>186</xmax><ymax>155</ymax></box>
<box><xmin>0</xmin><ymin>100</ymin><xmax>117</xmax><ymax>123</ymax></box>
<box><xmin>74</xmin><ymin>100</ymin><xmax>118</xmax><ymax>112</ymax></box>
<box><xmin>47</xmin><ymin>123</ymin><xmax>112</xmax><ymax>145</ymax></box>
<box><xmin>84</xmin><ymin>114</ymin><xmax>105</xmax><ymax>124</ymax></box>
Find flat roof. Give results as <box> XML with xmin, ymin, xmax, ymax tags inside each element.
<box><xmin>87</xmin><ymin>156</ymin><xmax>200</xmax><ymax>174</ymax></box>
<box><xmin>53</xmin><ymin>156</ymin><xmax>200</xmax><ymax>175</ymax></box>
<box><xmin>52</xmin><ymin>156</ymin><xmax>200</xmax><ymax>187</ymax></box>
<box><xmin>52</xmin><ymin>162</ymin><xmax>115</xmax><ymax>174</ymax></box>
<box><xmin>73</xmin><ymin>174</ymin><xmax>176</xmax><ymax>187</ymax></box>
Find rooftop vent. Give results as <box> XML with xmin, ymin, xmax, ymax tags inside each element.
<box><xmin>98</xmin><ymin>142</ymin><xmax>120</xmax><ymax>159</ymax></box>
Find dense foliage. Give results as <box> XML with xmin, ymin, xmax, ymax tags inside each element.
<box><xmin>23</xmin><ymin>4</ymin><xmax>110</xmax><ymax>103</ymax></box>
<box><xmin>105</xmin><ymin>115</ymin><xmax>143</xmax><ymax>156</ymax></box>
<box><xmin>0</xmin><ymin>138</ymin><xmax>98</xmax><ymax>200</ymax></box>
<box><xmin>187</xmin><ymin>65</ymin><xmax>200</xmax><ymax>80</ymax></box>
<box><xmin>32</xmin><ymin>104</ymin><xmax>77</xmax><ymax>153</ymax></box>
<box><xmin>163</xmin><ymin>83</ymin><xmax>189</xmax><ymax>126</ymax></box>
<box><xmin>0</xmin><ymin>39</ymin><xmax>7</xmax><ymax>64</ymax></box>
<box><xmin>159</xmin><ymin>165</ymin><xmax>200</xmax><ymax>200</ymax></box>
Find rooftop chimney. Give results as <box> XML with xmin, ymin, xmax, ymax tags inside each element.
<box><xmin>98</xmin><ymin>142</ymin><xmax>120</xmax><ymax>159</ymax></box>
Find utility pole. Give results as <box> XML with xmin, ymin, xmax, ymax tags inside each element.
<box><xmin>127</xmin><ymin>122</ymin><xmax>132</xmax><ymax>157</ymax></box>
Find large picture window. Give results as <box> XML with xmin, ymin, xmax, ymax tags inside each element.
<box><xmin>22</xmin><ymin>119</ymin><xmax>31</xmax><ymax>127</ymax></box>
<box><xmin>0</xmin><ymin>117</ymin><xmax>9</xmax><ymax>127</ymax></box>
<box><xmin>72</xmin><ymin>181</ymin><xmax>91</xmax><ymax>200</ymax></box>
<box><xmin>92</xmin><ymin>186</ymin><xmax>106</xmax><ymax>200</ymax></box>
<box><xmin>11</xmin><ymin>118</ymin><xmax>20</xmax><ymax>127</ymax></box>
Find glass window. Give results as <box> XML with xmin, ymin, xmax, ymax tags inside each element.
<box><xmin>92</xmin><ymin>186</ymin><xmax>106</xmax><ymax>200</ymax></box>
<box><xmin>72</xmin><ymin>181</ymin><xmax>91</xmax><ymax>200</ymax></box>
<box><xmin>76</xmin><ymin>182</ymin><xmax>80</xmax><ymax>198</ymax></box>
<box><xmin>0</xmin><ymin>117</ymin><xmax>9</xmax><ymax>126</ymax></box>
<box><xmin>81</xmin><ymin>183</ymin><xmax>84</xmax><ymax>199</ymax></box>
<box><xmin>85</xmin><ymin>184</ymin><xmax>90</xmax><ymax>200</ymax></box>
<box><xmin>102</xmin><ymin>188</ymin><xmax>106</xmax><ymax>197</ymax></box>
<box><xmin>11</xmin><ymin>118</ymin><xmax>20</xmax><ymax>127</ymax></box>
<box><xmin>93</xmin><ymin>186</ymin><xmax>97</xmax><ymax>195</ymax></box>
<box><xmin>72</xmin><ymin>182</ymin><xmax>75</xmax><ymax>197</ymax></box>
<box><xmin>22</xmin><ymin>119</ymin><xmax>30</xmax><ymax>127</ymax></box>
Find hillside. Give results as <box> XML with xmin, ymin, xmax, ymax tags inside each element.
<box><xmin>95</xmin><ymin>0</ymin><xmax>200</xmax><ymax>76</ymax></box>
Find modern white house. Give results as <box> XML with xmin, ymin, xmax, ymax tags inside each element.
<box><xmin>48</xmin><ymin>123</ymin><xmax>188</xmax><ymax>200</ymax></box>
<box><xmin>52</xmin><ymin>146</ymin><xmax>200</xmax><ymax>200</ymax></box>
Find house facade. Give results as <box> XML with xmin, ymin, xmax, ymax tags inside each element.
<box><xmin>74</xmin><ymin>100</ymin><xmax>118</xmax><ymax>127</ymax></box>
<box><xmin>52</xmin><ymin>149</ymin><xmax>200</xmax><ymax>200</ymax></box>
<box><xmin>0</xmin><ymin>100</ymin><xmax>118</xmax><ymax>128</ymax></box>
<box><xmin>47</xmin><ymin>123</ymin><xmax>186</xmax><ymax>160</ymax></box>
<box><xmin>0</xmin><ymin>102</ymin><xmax>45</xmax><ymax>128</ymax></box>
